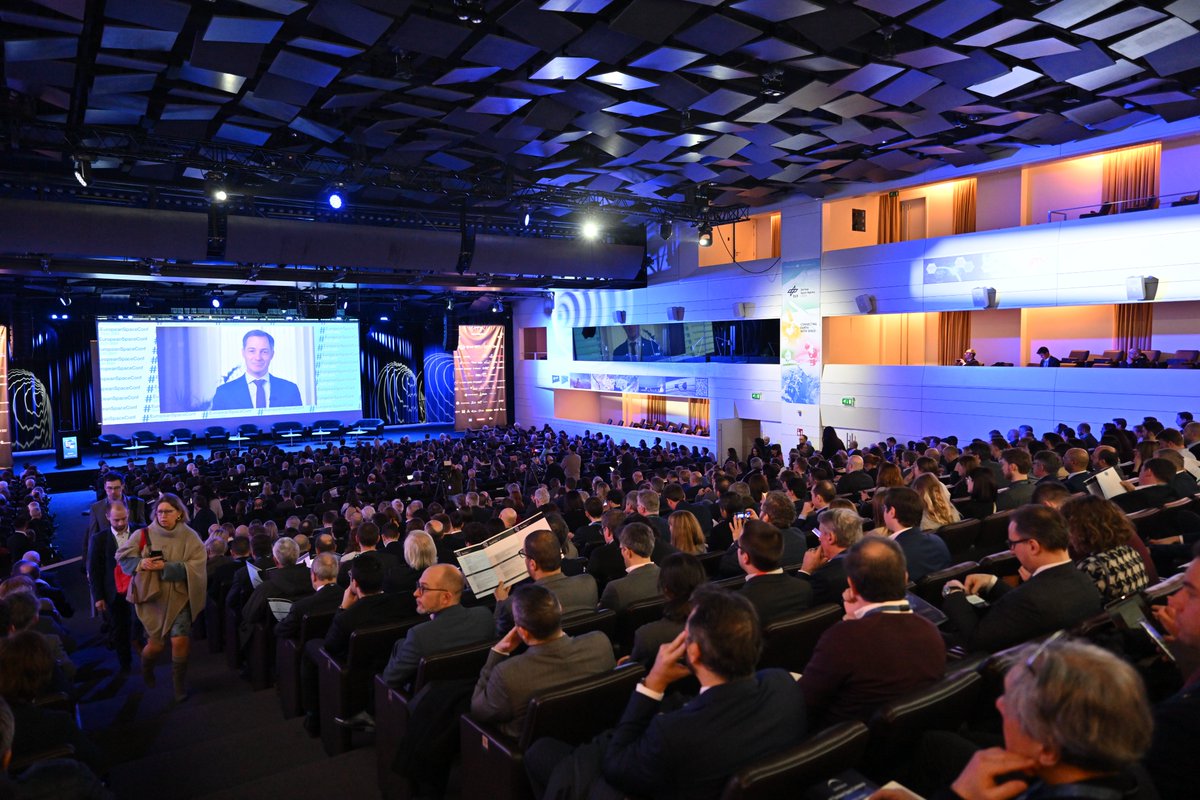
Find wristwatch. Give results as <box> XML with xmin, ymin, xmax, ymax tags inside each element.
<box><xmin>942</xmin><ymin>584</ymin><xmax>965</xmax><ymax>598</ymax></box>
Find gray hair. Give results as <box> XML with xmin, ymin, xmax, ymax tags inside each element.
<box><xmin>205</xmin><ymin>537</ymin><xmax>228</xmax><ymax>558</ymax></box>
<box><xmin>532</xmin><ymin>486</ymin><xmax>551</xmax><ymax>507</ymax></box>
<box><xmin>1004</xmin><ymin>639</ymin><xmax>1151</xmax><ymax>773</ymax></box>
<box><xmin>310</xmin><ymin>552</ymin><xmax>340</xmax><ymax>583</ymax></box>
<box><xmin>817</xmin><ymin>508</ymin><xmax>864</xmax><ymax>549</ymax></box>
<box><xmin>404</xmin><ymin>531</ymin><xmax>437</xmax><ymax>571</ymax></box>
<box><xmin>273</xmin><ymin>537</ymin><xmax>300</xmax><ymax>567</ymax></box>
<box><xmin>637</xmin><ymin>489</ymin><xmax>660</xmax><ymax>514</ymax></box>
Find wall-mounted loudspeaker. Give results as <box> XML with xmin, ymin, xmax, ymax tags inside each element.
<box><xmin>971</xmin><ymin>286</ymin><xmax>998</xmax><ymax>309</ymax></box>
<box><xmin>1125</xmin><ymin>275</ymin><xmax>1158</xmax><ymax>301</ymax></box>
<box><xmin>668</xmin><ymin>306</ymin><xmax>685</xmax><ymax>321</ymax></box>
<box><xmin>855</xmin><ymin>293</ymin><xmax>877</xmax><ymax>314</ymax></box>
<box><xmin>613</xmin><ymin>310</ymin><xmax>626</xmax><ymax>324</ymax></box>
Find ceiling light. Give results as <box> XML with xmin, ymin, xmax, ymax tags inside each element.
<box><xmin>760</xmin><ymin>68</ymin><xmax>786</xmax><ymax>99</ymax></box>
<box><xmin>520</xmin><ymin>206</ymin><xmax>532</xmax><ymax>228</ymax></box>
<box><xmin>581</xmin><ymin>218</ymin><xmax>601</xmax><ymax>240</ymax></box>
<box><xmin>454</xmin><ymin>0</ymin><xmax>484</xmax><ymax>23</ymax></box>
<box><xmin>206</xmin><ymin>171</ymin><xmax>228</xmax><ymax>203</ymax></box>
<box><xmin>210</xmin><ymin>291</ymin><xmax>223</xmax><ymax>309</ymax></box>
<box><xmin>445</xmin><ymin>297</ymin><xmax>455</xmax><ymax>311</ymax></box>
<box><xmin>698</xmin><ymin>222</ymin><xmax>713</xmax><ymax>248</ymax></box>
<box><xmin>59</xmin><ymin>294</ymin><xmax>71</xmax><ymax>307</ymax></box>
<box><xmin>326</xmin><ymin>184</ymin><xmax>345</xmax><ymax>210</ymax></box>
<box><xmin>73</xmin><ymin>157</ymin><xmax>92</xmax><ymax>187</ymax></box>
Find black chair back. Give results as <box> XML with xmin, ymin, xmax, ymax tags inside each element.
<box><xmin>934</xmin><ymin>519</ymin><xmax>981</xmax><ymax>562</ymax></box>
<box><xmin>913</xmin><ymin>561</ymin><xmax>978</xmax><ymax>606</ymax></box>
<box><xmin>759</xmin><ymin>604</ymin><xmax>843</xmax><ymax>673</ymax></box>
<box><xmin>616</xmin><ymin>597</ymin><xmax>668</xmax><ymax>655</ymax></box>
<box><xmin>414</xmin><ymin>640</ymin><xmax>496</xmax><ymax>691</ymax></box>
<box><xmin>518</xmin><ymin>664</ymin><xmax>645</xmax><ymax>750</ymax></box>
<box><xmin>719</xmin><ymin>721</ymin><xmax>870</xmax><ymax>800</ymax></box>
<box><xmin>865</xmin><ymin>669</ymin><xmax>982</xmax><ymax>781</ymax></box>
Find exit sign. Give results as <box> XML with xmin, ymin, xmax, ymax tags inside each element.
<box><xmin>842</xmin><ymin>397</ymin><xmax>856</xmax><ymax>407</ymax></box>
<box><xmin>751</xmin><ymin>392</ymin><xmax>762</xmax><ymax>400</ymax></box>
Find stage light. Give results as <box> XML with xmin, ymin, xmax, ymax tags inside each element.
<box><xmin>379</xmin><ymin>314</ymin><xmax>390</xmax><ymax>322</ymax></box>
<box><xmin>58</xmin><ymin>295</ymin><xmax>71</xmax><ymax>307</ymax></box>
<box><xmin>445</xmin><ymin>297</ymin><xmax>454</xmax><ymax>311</ymax></box>
<box><xmin>326</xmin><ymin>184</ymin><xmax>346</xmax><ymax>211</ymax></box>
<box><xmin>520</xmin><ymin>206</ymin><xmax>532</xmax><ymax>228</ymax></box>
<box><xmin>50</xmin><ymin>313</ymin><xmax>59</xmax><ymax>320</ymax></box>
<box><xmin>206</xmin><ymin>171</ymin><xmax>228</xmax><ymax>203</ymax></box>
<box><xmin>73</xmin><ymin>157</ymin><xmax>92</xmax><ymax>187</ymax></box>
<box><xmin>492</xmin><ymin>299</ymin><xmax>503</xmax><ymax>313</ymax></box>
<box><xmin>210</xmin><ymin>291</ymin><xmax>223</xmax><ymax>309</ymax></box>
<box><xmin>697</xmin><ymin>222</ymin><xmax>713</xmax><ymax>247</ymax></box>
<box><xmin>581</xmin><ymin>218</ymin><xmax>601</xmax><ymax>240</ymax></box>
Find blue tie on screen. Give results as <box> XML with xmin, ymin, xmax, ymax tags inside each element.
<box><xmin>253</xmin><ymin>379</ymin><xmax>265</xmax><ymax>408</ymax></box>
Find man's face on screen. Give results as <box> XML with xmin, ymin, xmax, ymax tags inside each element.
<box><xmin>242</xmin><ymin>335</ymin><xmax>274</xmax><ymax>379</ymax></box>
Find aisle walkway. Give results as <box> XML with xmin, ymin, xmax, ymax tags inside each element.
<box><xmin>49</xmin><ymin>490</ymin><xmax>380</xmax><ymax>799</ymax></box>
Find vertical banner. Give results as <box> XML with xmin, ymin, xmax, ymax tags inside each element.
<box><xmin>454</xmin><ymin>325</ymin><xmax>507</xmax><ymax>429</ymax></box>
<box><xmin>0</xmin><ymin>327</ymin><xmax>10</xmax><ymax>468</ymax></box>
<box><xmin>781</xmin><ymin>258</ymin><xmax>821</xmax><ymax>446</ymax></box>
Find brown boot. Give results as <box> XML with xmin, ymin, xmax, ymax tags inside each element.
<box><xmin>172</xmin><ymin>659</ymin><xmax>188</xmax><ymax>702</ymax></box>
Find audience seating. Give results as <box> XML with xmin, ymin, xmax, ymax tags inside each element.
<box><xmin>913</xmin><ymin>562</ymin><xmax>978</xmax><ymax>607</ymax></box>
<box><xmin>698</xmin><ymin>550</ymin><xmax>726</xmax><ymax>578</ymax></box>
<box><xmin>615</xmin><ymin>596</ymin><xmax>668</xmax><ymax>656</ymax></box>
<box><xmin>718</xmin><ymin>721</ymin><xmax>871</xmax><ymax>800</ymax></box>
<box><xmin>376</xmin><ymin>641</ymin><xmax>496</xmax><ymax>800</ymax></box>
<box><xmin>1061</xmin><ymin>349</ymin><xmax>1090</xmax><ymax>366</ymax></box>
<box><xmin>974</xmin><ymin>511</ymin><xmax>1012</xmax><ymax>559</ymax></box>
<box><xmin>459</xmin><ymin>664</ymin><xmax>645</xmax><ymax>800</ymax></box>
<box><xmin>276</xmin><ymin>610</ymin><xmax>337</xmax><ymax>719</ymax></box>
<box><xmin>758</xmin><ymin>604</ymin><xmax>843</xmax><ymax>673</ymax></box>
<box><xmin>933</xmin><ymin>519</ymin><xmax>981</xmax><ymax>562</ymax></box>
<box><xmin>242</xmin><ymin>616</ymin><xmax>276</xmax><ymax>691</ymax></box>
<box><xmin>978</xmin><ymin>550</ymin><xmax>1020</xmax><ymax>579</ymax></box>
<box><xmin>1166</xmin><ymin>350</ymin><xmax>1199</xmax><ymax>368</ymax></box>
<box><xmin>560</xmin><ymin>608</ymin><xmax>617</xmax><ymax>642</ymax></box>
<box><xmin>864</xmin><ymin>669</ymin><xmax>983</xmax><ymax>783</ymax></box>
<box><xmin>315</xmin><ymin>619</ymin><xmax>422</xmax><ymax>755</ymax></box>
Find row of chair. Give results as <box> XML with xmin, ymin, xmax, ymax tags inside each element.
<box><xmin>1049</xmin><ymin>348</ymin><xmax>1200</xmax><ymax>368</ymax></box>
<box><xmin>95</xmin><ymin>418</ymin><xmax>386</xmax><ymax>455</ymax></box>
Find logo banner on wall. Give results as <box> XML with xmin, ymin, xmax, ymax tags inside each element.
<box><xmin>781</xmin><ymin>258</ymin><xmax>821</xmax><ymax>441</ymax></box>
<box><xmin>454</xmin><ymin>325</ymin><xmax>507</xmax><ymax>429</ymax></box>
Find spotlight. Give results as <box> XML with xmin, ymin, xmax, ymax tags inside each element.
<box><xmin>379</xmin><ymin>314</ymin><xmax>390</xmax><ymax>322</ymax></box>
<box><xmin>698</xmin><ymin>222</ymin><xmax>713</xmax><ymax>247</ymax></box>
<box><xmin>581</xmin><ymin>218</ymin><xmax>601</xmax><ymax>240</ymax></box>
<box><xmin>326</xmin><ymin>184</ymin><xmax>345</xmax><ymax>210</ymax></box>
<box><xmin>492</xmin><ymin>299</ymin><xmax>503</xmax><ymax>313</ymax></box>
<box><xmin>73</xmin><ymin>157</ymin><xmax>92</xmax><ymax>187</ymax></box>
<box><xmin>445</xmin><ymin>297</ymin><xmax>454</xmax><ymax>311</ymax></box>
<box><xmin>50</xmin><ymin>313</ymin><xmax>59</xmax><ymax>320</ymax></box>
<box><xmin>210</xmin><ymin>291</ymin><xmax>223</xmax><ymax>309</ymax></box>
<box><xmin>206</xmin><ymin>171</ymin><xmax>228</xmax><ymax>203</ymax></box>
<box><xmin>58</xmin><ymin>294</ymin><xmax>71</xmax><ymax>308</ymax></box>
<box><xmin>454</xmin><ymin>0</ymin><xmax>484</xmax><ymax>23</ymax></box>
<box><xmin>760</xmin><ymin>68</ymin><xmax>786</xmax><ymax>99</ymax></box>
<box><xmin>520</xmin><ymin>206</ymin><xmax>532</xmax><ymax>228</ymax></box>
<box><xmin>659</xmin><ymin>220</ymin><xmax>673</xmax><ymax>241</ymax></box>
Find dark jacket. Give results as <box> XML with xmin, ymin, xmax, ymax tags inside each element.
<box><xmin>323</xmin><ymin>591</ymin><xmax>418</xmax><ymax>659</ymax></box>
<box><xmin>738</xmin><ymin>573</ymin><xmax>813</xmax><ymax>625</ymax></box>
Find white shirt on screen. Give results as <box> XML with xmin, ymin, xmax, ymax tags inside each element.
<box><xmin>244</xmin><ymin>373</ymin><xmax>271</xmax><ymax>409</ymax></box>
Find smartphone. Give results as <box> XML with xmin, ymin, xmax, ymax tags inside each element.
<box><xmin>735</xmin><ymin>510</ymin><xmax>752</xmax><ymax>520</ymax></box>
<box><xmin>1138</xmin><ymin>618</ymin><xmax>1176</xmax><ymax>662</ymax></box>
<box><xmin>148</xmin><ymin>550</ymin><xmax>164</xmax><ymax>559</ymax></box>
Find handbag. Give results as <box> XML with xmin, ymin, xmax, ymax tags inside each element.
<box><xmin>113</xmin><ymin>529</ymin><xmax>149</xmax><ymax>595</ymax></box>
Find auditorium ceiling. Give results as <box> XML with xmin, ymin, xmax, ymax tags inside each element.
<box><xmin>1</xmin><ymin>0</ymin><xmax>1200</xmax><ymax>306</ymax></box>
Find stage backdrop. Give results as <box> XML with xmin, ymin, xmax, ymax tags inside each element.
<box><xmin>360</xmin><ymin>321</ymin><xmax>454</xmax><ymax>425</ymax></box>
<box><xmin>8</xmin><ymin>312</ymin><xmax>95</xmax><ymax>452</ymax></box>
<box><xmin>454</xmin><ymin>325</ymin><xmax>506</xmax><ymax>429</ymax></box>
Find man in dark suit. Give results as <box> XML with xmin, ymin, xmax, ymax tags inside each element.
<box><xmin>239</xmin><ymin>537</ymin><xmax>313</xmax><ymax>646</ymax></box>
<box><xmin>336</xmin><ymin>522</ymin><xmax>403</xmax><ymax>590</ymax></box>
<box><xmin>315</xmin><ymin>554</ymin><xmax>417</xmax><ymax>660</ymax></box>
<box><xmin>226</xmin><ymin>532</ymin><xmax>276</xmax><ymax>615</ymax></box>
<box><xmin>1113</xmin><ymin>458</ymin><xmax>1180</xmax><ymax>513</ymax></box>
<box><xmin>210</xmin><ymin>329</ymin><xmax>304</xmax><ymax>410</ymax></box>
<box><xmin>83</xmin><ymin>473</ymin><xmax>146</xmax><ymax>571</ymax></box>
<box><xmin>736</xmin><ymin>520</ymin><xmax>812</xmax><ymax>625</ymax></box>
<box><xmin>598</xmin><ymin>523</ymin><xmax>661</xmax><ymax>612</ymax></box>
<box><xmin>1031</xmin><ymin>450</ymin><xmax>1064</xmax><ymax>486</ymax></box>
<box><xmin>1035</xmin><ymin>346</ymin><xmax>1060</xmax><ymax>367</ymax></box>
<box><xmin>632</xmin><ymin>491</ymin><xmax>669</xmax><ymax>543</ymax></box>
<box><xmin>470</xmin><ymin>583</ymin><xmax>615</xmax><ymax>738</ymax></box>
<box><xmin>87</xmin><ymin>500</ymin><xmax>139</xmax><ymax>672</ymax></box>
<box><xmin>718</xmin><ymin>492</ymin><xmax>810</xmax><ymax>578</ymax></box>
<box><xmin>798</xmin><ymin>507</ymin><xmax>862</xmax><ymax>606</ymax></box>
<box><xmin>880</xmin><ymin>487</ymin><xmax>950</xmax><ymax>582</ymax></box>
<box><xmin>527</xmin><ymin>586</ymin><xmax>807</xmax><ymax>800</ymax></box>
<box><xmin>835</xmin><ymin>454</ymin><xmax>874</xmax><ymax>496</ymax></box>
<box><xmin>274</xmin><ymin>552</ymin><xmax>342</xmax><ymax>641</ymax></box>
<box><xmin>1062</xmin><ymin>448</ymin><xmax>1092</xmax><ymax>494</ymax></box>
<box><xmin>573</xmin><ymin>497</ymin><xmax>606</xmax><ymax>555</ymax></box>
<box><xmin>996</xmin><ymin>448</ymin><xmax>1036</xmax><ymax>511</ymax></box>
<box><xmin>942</xmin><ymin>504</ymin><xmax>1102</xmax><ymax>653</ymax></box>
<box><xmin>800</xmin><ymin>536</ymin><xmax>945</xmax><ymax>728</ymax></box>
<box><xmin>381</xmin><ymin>564</ymin><xmax>495</xmax><ymax>692</ymax></box>
<box><xmin>493</xmin><ymin>528</ymin><xmax>597</xmax><ymax>636</ymax></box>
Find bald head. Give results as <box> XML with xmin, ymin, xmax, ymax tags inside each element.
<box><xmin>416</xmin><ymin>564</ymin><xmax>464</xmax><ymax>615</ymax></box>
<box><xmin>847</xmin><ymin>455</ymin><xmax>864</xmax><ymax>472</ymax></box>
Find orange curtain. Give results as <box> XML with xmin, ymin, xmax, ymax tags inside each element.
<box><xmin>687</xmin><ymin>398</ymin><xmax>709</xmax><ymax>429</ymax></box>
<box><xmin>1102</xmin><ymin>142</ymin><xmax>1160</xmax><ymax>211</ymax></box>
<box><xmin>938</xmin><ymin>311</ymin><xmax>972</xmax><ymax>366</ymax></box>
<box><xmin>621</xmin><ymin>394</ymin><xmax>647</xmax><ymax>426</ymax></box>
<box><xmin>1114</xmin><ymin>303</ymin><xmax>1153</xmax><ymax>352</ymax></box>
<box><xmin>952</xmin><ymin>179</ymin><xmax>977</xmax><ymax>234</ymax></box>
<box><xmin>877</xmin><ymin>192</ymin><xmax>900</xmax><ymax>244</ymax></box>
<box><xmin>646</xmin><ymin>395</ymin><xmax>667</xmax><ymax>425</ymax></box>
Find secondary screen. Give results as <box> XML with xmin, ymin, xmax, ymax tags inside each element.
<box><xmin>96</xmin><ymin>319</ymin><xmax>362</xmax><ymax>431</ymax></box>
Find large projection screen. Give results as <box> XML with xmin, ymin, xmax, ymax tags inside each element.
<box><xmin>96</xmin><ymin>319</ymin><xmax>362</xmax><ymax>436</ymax></box>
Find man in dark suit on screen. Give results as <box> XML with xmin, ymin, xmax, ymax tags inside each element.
<box><xmin>211</xmin><ymin>329</ymin><xmax>303</xmax><ymax>410</ymax></box>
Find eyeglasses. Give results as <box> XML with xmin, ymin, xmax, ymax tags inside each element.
<box><xmin>1007</xmin><ymin>537</ymin><xmax>1033</xmax><ymax>550</ymax></box>
<box><xmin>1023</xmin><ymin>630</ymin><xmax>1067</xmax><ymax>676</ymax></box>
<box><xmin>517</xmin><ymin>549</ymin><xmax>527</xmax><ymax>558</ymax></box>
<box><xmin>415</xmin><ymin>583</ymin><xmax>450</xmax><ymax>594</ymax></box>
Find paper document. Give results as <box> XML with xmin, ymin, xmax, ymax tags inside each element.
<box><xmin>456</xmin><ymin>513</ymin><xmax>552</xmax><ymax>598</ymax></box>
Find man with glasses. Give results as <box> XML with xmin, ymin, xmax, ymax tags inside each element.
<box><xmin>381</xmin><ymin>564</ymin><xmax>494</xmax><ymax>692</ymax></box>
<box><xmin>941</xmin><ymin>505</ymin><xmax>1101</xmax><ymax>653</ymax></box>
<box><xmin>798</xmin><ymin>508</ymin><xmax>863</xmax><ymax>606</ymax></box>
<box><xmin>493</xmin><ymin>527</ymin><xmax>597</xmax><ymax>636</ymax></box>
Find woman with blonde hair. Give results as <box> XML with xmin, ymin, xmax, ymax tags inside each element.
<box><xmin>668</xmin><ymin>510</ymin><xmax>707</xmax><ymax>555</ymax></box>
<box><xmin>913</xmin><ymin>472</ymin><xmax>961</xmax><ymax>530</ymax></box>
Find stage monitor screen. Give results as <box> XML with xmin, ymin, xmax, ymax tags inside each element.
<box><xmin>572</xmin><ymin>319</ymin><xmax>778</xmax><ymax>363</ymax></box>
<box><xmin>96</xmin><ymin>319</ymin><xmax>362</xmax><ymax>434</ymax></box>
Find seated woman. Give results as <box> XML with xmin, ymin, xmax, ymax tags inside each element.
<box><xmin>958</xmin><ymin>467</ymin><xmax>998</xmax><ymax>521</ymax></box>
<box><xmin>1060</xmin><ymin>495</ymin><xmax>1150</xmax><ymax>603</ymax></box>
<box><xmin>667</xmin><ymin>510</ymin><xmax>706</xmax><ymax>556</ymax></box>
<box><xmin>626</xmin><ymin>553</ymin><xmax>707</xmax><ymax>670</ymax></box>
<box><xmin>937</xmin><ymin>638</ymin><xmax>1154</xmax><ymax>800</ymax></box>
<box><xmin>914</xmin><ymin>473</ymin><xmax>962</xmax><ymax>531</ymax></box>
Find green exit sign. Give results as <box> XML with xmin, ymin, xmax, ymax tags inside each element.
<box><xmin>751</xmin><ymin>392</ymin><xmax>762</xmax><ymax>400</ymax></box>
<box><xmin>842</xmin><ymin>397</ymin><xmax>856</xmax><ymax>407</ymax></box>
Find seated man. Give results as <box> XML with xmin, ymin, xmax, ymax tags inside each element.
<box><xmin>381</xmin><ymin>564</ymin><xmax>494</xmax><ymax>692</ymax></box>
<box><xmin>470</xmin><ymin>583</ymin><xmax>614</xmax><ymax>738</ymax></box>
<box><xmin>797</xmin><ymin>508</ymin><xmax>862</xmax><ymax>606</ymax></box>
<box><xmin>996</xmin><ymin>449</ymin><xmax>1036</xmax><ymax>511</ymax></box>
<box><xmin>1113</xmin><ymin>457</ymin><xmax>1180</xmax><ymax>513</ymax></box>
<box><xmin>598</xmin><ymin>523</ymin><xmax>661</xmax><ymax>612</ymax></box>
<box><xmin>799</xmin><ymin>536</ymin><xmax>945</xmax><ymax>727</ymax></box>
<box><xmin>493</xmin><ymin>527</ymin><xmax>598</xmax><ymax>636</ymax></box>
<box><xmin>735</xmin><ymin>520</ymin><xmax>812</xmax><ymax>625</ymax></box>
<box><xmin>942</xmin><ymin>505</ymin><xmax>1102</xmax><ymax>653</ymax></box>
<box><xmin>273</xmin><ymin>552</ymin><xmax>342</xmax><ymax>641</ymax></box>
<box><xmin>879</xmin><ymin>487</ymin><xmax>950</xmax><ymax>582</ymax></box>
<box><xmin>528</xmin><ymin>586</ymin><xmax>808</xmax><ymax>800</ymax></box>
<box><xmin>239</xmin><ymin>537</ymin><xmax>313</xmax><ymax>647</ymax></box>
